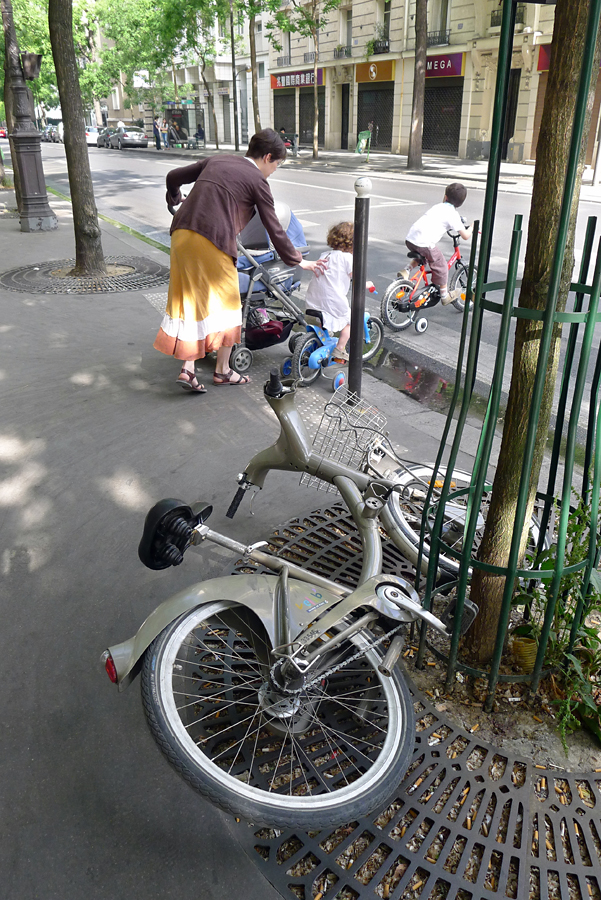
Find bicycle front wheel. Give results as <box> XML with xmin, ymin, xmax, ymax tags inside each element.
<box><xmin>362</xmin><ymin>316</ymin><xmax>384</xmax><ymax>361</ymax></box>
<box><xmin>141</xmin><ymin>601</ymin><xmax>415</xmax><ymax>829</ymax></box>
<box><xmin>291</xmin><ymin>332</ymin><xmax>322</xmax><ymax>386</ymax></box>
<box><xmin>449</xmin><ymin>264</ymin><xmax>477</xmax><ymax>313</ymax></box>
<box><xmin>380</xmin><ymin>279</ymin><xmax>414</xmax><ymax>331</ymax></box>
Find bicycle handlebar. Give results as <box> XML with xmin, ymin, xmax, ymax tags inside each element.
<box><xmin>226</xmin><ymin>486</ymin><xmax>247</xmax><ymax>519</ymax></box>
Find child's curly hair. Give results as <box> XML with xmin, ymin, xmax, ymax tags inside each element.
<box><xmin>327</xmin><ymin>222</ymin><xmax>354</xmax><ymax>252</ymax></box>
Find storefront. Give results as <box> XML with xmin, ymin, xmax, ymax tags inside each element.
<box><xmin>271</xmin><ymin>69</ymin><xmax>324</xmax><ymax>145</ymax></box>
<box><xmin>532</xmin><ymin>44</ymin><xmax>601</xmax><ymax>165</ymax></box>
<box><xmin>355</xmin><ymin>61</ymin><xmax>395</xmax><ymax>152</ymax></box>
<box><xmin>423</xmin><ymin>52</ymin><xmax>465</xmax><ymax>155</ymax></box>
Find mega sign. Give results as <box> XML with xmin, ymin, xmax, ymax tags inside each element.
<box><xmin>426</xmin><ymin>53</ymin><xmax>465</xmax><ymax>78</ymax></box>
<box><xmin>271</xmin><ymin>69</ymin><xmax>324</xmax><ymax>89</ymax></box>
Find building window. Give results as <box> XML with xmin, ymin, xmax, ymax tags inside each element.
<box><xmin>383</xmin><ymin>0</ymin><xmax>391</xmax><ymax>38</ymax></box>
<box><xmin>255</xmin><ymin>20</ymin><xmax>263</xmax><ymax>33</ymax></box>
<box><xmin>259</xmin><ymin>62</ymin><xmax>265</xmax><ymax>78</ymax></box>
<box><xmin>346</xmin><ymin>9</ymin><xmax>352</xmax><ymax>47</ymax></box>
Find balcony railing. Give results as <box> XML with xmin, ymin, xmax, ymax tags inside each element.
<box><xmin>373</xmin><ymin>38</ymin><xmax>389</xmax><ymax>54</ymax></box>
<box><xmin>427</xmin><ymin>29</ymin><xmax>450</xmax><ymax>46</ymax></box>
<box><xmin>277</xmin><ymin>56</ymin><xmax>291</xmax><ymax>67</ymax></box>
<box><xmin>334</xmin><ymin>45</ymin><xmax>352</xmax><ymax>59</ymax></box>
<box><xmin>304</xmin><ymin>51</ymin><xmax>315</xmax><ymax>63</ymax></box>
<box><xmin>491</xmin><ymin>3</ymin><xmax>525</xmax><ymax>27</ymax></box>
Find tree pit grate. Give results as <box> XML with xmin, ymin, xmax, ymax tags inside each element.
<box><xmin>0</xmin><ymin>256</ymin><xmax>170</xmax><ymax>294</ymax></box>
<box><xmin>229</xmin><ymin>504</ymin><xmax>601</xmax><ymax>900</ymax></box>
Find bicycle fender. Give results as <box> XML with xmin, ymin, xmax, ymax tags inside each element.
<box><xmin>106</xmin><ymin>573</ymin><xmax>342</xmax><ymax>691</ymax></box>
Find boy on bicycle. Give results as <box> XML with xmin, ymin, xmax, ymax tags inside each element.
<box><xmin>400</xmin><ymin>183</ymin><xmax>472</xmax><ymax>305</ymax></box>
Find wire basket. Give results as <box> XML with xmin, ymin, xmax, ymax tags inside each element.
<box><xmin>300</xmin><ymin>386</ymin><xmax>387</xmax><ymax>492</ymax></box>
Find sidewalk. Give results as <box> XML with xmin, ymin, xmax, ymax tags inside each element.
<box><xmin>0</xmin><ymin>189</ymin><xmax>479</xmax><ymax>900</ymax></box>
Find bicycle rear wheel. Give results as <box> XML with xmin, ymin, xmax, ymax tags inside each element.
<box><xmin>142</xmin><ymin>601</ymin><xmax>415</xmax><ymax>829</ymax></box>
<box><xmin>380</xmin><ymin>280</ymin><xmax>414</xmax><ymax>331</ymax></box>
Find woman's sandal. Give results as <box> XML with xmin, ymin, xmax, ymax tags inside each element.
<box><xmin>177</xmin><ymin>369</ymin><xmax>207</xmax><ymax>393</ymax></box>
<box><xmin>213</xmin><ymin>368</ymin><xmax>251</xmax><ymax>386</ymax></box>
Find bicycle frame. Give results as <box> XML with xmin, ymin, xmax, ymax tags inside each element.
<box><xmin>405</xmin><ymin>233</ymin><xmax>464</xmax><ymax>302</ymax></box>
<box><xmin>106</xmin><ymin>375</ymin><xmax>448</xmax><ymax>690</ymax></box>
<box><xmin>305</xmin><ymin>312</ymin><xmax>373</xmax><ymax>369</ymax></box>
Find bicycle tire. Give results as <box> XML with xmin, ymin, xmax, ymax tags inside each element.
<box><xmin>362</xmin><ymin>317</ymin><xmax>385</xmax><ymax>361</ymax></box>
<box><xmin>449</xmin><ymin>264</ymin><xmax>477</xmax><ymax>313</ymax></box>
<box><xmin>291</xmin><ymin>332</ymin><xmax>322</xmax><ymax>386</ymax></box>
<box><xmin>141</xmin><ymin>601</ymin><xmax>415</xmax><ymax>829</ymax></box>
<box><xmin>380</xmin><ymin>279</ymin><xmax>414</xmax><ymax>331</ymax></box>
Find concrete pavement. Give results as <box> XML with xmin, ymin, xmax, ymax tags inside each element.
<box><xmin>0</xmin><ymin>187</ymin><xmax>480</xmax><ymax>900</ymax></box>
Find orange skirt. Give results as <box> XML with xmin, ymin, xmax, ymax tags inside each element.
<box><xmin>153</xmin><ymin>230</ymin><xmax>242</xmax><ymax>360</ymax></box>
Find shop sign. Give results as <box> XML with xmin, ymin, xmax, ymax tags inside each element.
<box><xmin>426</xmin><ymin>52</ymin><xmax>465</xmax><ymax>78</ymax></box>
<box><xmin>271</xmin><ymin>69</ymin><xmax>323</xmax><ymax>89</ymax></box>
<box><xmin>355</xmin><ymin>60</ymin><xmax>395</xmax><ymax>83</ymax></box>
<box><xmin>217</xmin><ymin>87</ymin><xmax>229</xmax><ymax>95</ymax></box>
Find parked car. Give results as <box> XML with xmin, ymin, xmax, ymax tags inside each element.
<box><xmin>108</xmin><ymin>125</ymin><xmax>149</xmax><ymax>150</ymax></box>
<box><xmin>84</xmin><ymin>126</ymin><xmax>99</xmax><ymax>146</ymax></box>
<box><xmin>96</xmin><ymin>126</ymin><xmax>115</xmax><ymax>148</ymax></box>
<box><xmin>0</xmin><ymin>127</ymin><xmax>7</xmax><ymax>138</ymax></box>
<box><xmin>41</xmin><ymin>124</ymin><xmax>59</xmax><ymax>142</ymax></box>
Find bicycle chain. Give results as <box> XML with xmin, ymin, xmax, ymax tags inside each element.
<box><xmin>301</xmin><ymin>623</ymin><xmax>405</xmax><ymax>689</ymax></box>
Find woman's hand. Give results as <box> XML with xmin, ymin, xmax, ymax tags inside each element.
<box><xmin>299</xmin><ymin>258</ymin><xmax>328</xmax><ymax>276</ymax></box>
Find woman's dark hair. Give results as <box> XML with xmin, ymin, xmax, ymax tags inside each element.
<box><xmin>247</xmin><ymin>128</ymin><xmax>287</xmax><ymax>162</ymax></box>
<box><xmin>445</xmin><ymin>182</ymin><xmax>467</xmax><ymax>208</ymax></box>
<box><xmin>327</xmin><ymin>221</ymin><xmax>354</xmax><ymax>252</ymax></box>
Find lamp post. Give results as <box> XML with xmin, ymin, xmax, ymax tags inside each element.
<box><xmin>1</xmin><ymin>0</ymin><xmax>57</xmax><ymax>232</ymax></box>
<box><xmin>229</xmin><ymin>0</ymin><xmax>240</xmax><ymax>151</ymax></box>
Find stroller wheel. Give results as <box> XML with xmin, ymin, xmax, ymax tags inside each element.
<box><xmin>280</xmin><ymin>357</ymin><xmax>293</xmax><ymax>377</ymax></box>
<box><xmin>230</xmin><ymin>346</ymin><xmax>253</xmax><ymax>373</ymax></box>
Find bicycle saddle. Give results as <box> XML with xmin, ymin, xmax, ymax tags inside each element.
<box><xmin>305</xmin><ymin>308</ymin><xmax>325</xmax><ymax>327</ymax></box>
<box><xmin>407</xmin><ymin>250</ymin><xmax>426</xmax><ymax>264</ymax></box>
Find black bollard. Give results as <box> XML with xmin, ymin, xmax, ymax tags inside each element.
<box><xmin>348</xmin><ymin>176</ymin><xmax>372</xmax><ymax>397</ymax></box>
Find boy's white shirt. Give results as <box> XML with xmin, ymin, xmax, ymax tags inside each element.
<box><xmin>305</xmin><ymin>249</ymin><xmax>353</xmax><ymax>332</ymax></box>
<box><xmin>406</xmin><ymin>201</ymin><xmax>463</xmax><ymax>249</ymax></box>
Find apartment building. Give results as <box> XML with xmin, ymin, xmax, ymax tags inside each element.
<box><xmin>269</xmin><ymin>0</ymin><xmax>597</xmax><ymax>164</ymax></box>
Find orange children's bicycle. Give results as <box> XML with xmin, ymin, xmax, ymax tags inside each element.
<box><xmin>380</xmin><ymin>222</ymin><xmax>477</xmax><ymax>334</ymax></box>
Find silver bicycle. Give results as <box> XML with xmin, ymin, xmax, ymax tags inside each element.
<box><xmin>102</xmin><ymin>373</ymin><xmax>539</xmax><ymax>829</ymax></box>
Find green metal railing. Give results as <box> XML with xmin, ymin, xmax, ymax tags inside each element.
<box><xmin>416</xmin><ymin>0</ymin><xmax>601</xmax><ymax>708</ymax></box>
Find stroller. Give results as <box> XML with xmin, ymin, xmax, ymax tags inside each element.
<box><xmin>229</xmin><ymin>202</ymin><xmax>310</xmax><ymax>374</ymax></box>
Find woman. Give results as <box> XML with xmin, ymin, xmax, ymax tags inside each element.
<box><xmin>154</xmin><ymin>129</ymin><xmax>320</xmax><ymax>392</ymax></box>
<box><xmin>160</xmin><ymin>119</ymin><xmax>169</xmax><ymax>149</ymax></box>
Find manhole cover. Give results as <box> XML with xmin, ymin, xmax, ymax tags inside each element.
<box><xmin>228</xmin><ymin>505</ymin><xmax>601</xmax><ymax>900</ymax></box>
<box><xmin>0</xmin><ymin>255</ymin><xmax>170</xmax><ymax>294</ymax></box>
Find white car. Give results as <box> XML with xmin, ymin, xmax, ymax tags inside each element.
<box><xmin>85</xmin><ymin>126</ymin><xmax>99</xmax><ymax>146</ymax></box>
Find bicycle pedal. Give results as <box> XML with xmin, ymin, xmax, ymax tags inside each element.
<box><xmin>440</xmin><ymin>596</ymin><xmax>479</xmax><ymax>636</ymax></box>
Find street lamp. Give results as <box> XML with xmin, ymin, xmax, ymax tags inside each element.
<box><xmin>1</xmin><ymin>0</ymin><xmax>57</xmax><ymax>232</ymax></box>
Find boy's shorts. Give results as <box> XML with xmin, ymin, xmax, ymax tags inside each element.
<box><xmin>405</xmin><ymin>241</ymin><xmax>447</xmax><ymax>287</ymax></box>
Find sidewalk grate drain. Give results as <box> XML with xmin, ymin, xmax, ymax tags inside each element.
<box><xmin>0</xmin><ymin>256</ymin><xmax>169</xmax><ymax>294</ymax></box>
<box><xmin>229</xmin><ymin>504</ymin><xmax>601</xmax><ymax>900</ymax></box>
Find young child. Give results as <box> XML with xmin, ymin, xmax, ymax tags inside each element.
<box><xmin>401</xmin><ymin>182</ymin><xmax>472</xmax><ymax>305</ymax></box>
<box><xmin>305</xmin><ymin>222</ymin><xmax>373</xmax><ymax>361</ymax></box>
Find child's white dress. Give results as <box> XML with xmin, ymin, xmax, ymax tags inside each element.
<box><xmin>304</xmin><ymin>249</ymin><xmax>353</xmax><ymax>333</ymax></box>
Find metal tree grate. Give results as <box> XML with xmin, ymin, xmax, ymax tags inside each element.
<box><xmin>228</xmin><ymin>505</ymin><xmax>601</xmax><ymax>900</ymax></box>
<box><xmin>0</xmin><ymin>256</ymin><xmax>170</xmax><ymax>294</ymax></box>
<box><xmin>300</xmin><ymin>387</ymin><xmax>387</xmax><ymax>494</ymax></box>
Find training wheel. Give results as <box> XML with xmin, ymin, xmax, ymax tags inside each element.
<box><xmin>331</xmin><ymin>371</ymin><xmax>346</xmax><ymax>392</ymax></box>
<box><xmin>415</xmin><ymin>317</ymin><xmax>428</xmax><ymax>334</ymax></box>
<box><xmin>280</xmin><ymin>357</ymin><xmax>293</xmax><ymax>377</ymax></box>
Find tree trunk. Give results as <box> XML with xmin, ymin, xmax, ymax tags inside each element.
<box><xmin>200</xmin><ymin>58</ymin><xmax>219</xmax><ymax>149</ymax></box>
<box><xmin>249</xmin><ymin>12</ymin><xmax>261</xmax><ymax>133</ymax></box>
<box><xmin>48</xmin><ymin>0</ymin><xmax>106</xmax><ymax>275</ymax></box>
<box><xmin>407</xmin><ymin>0</ymin><xmax>427</xmax><ymax>169</ymax></box>
<box><xmin>312</xmin><ymin>29</ymin><xmax>318</xmax><ymax>160</ymax></box>
<box><xmin>3</xmin><ymin>50</ymin><xmax>22</xmax><ymax>203</ymax></box>
<box><xmin>464</xmin><ymin>0</ymin><xmax>601</xmax><ymax>665</ymax></box>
